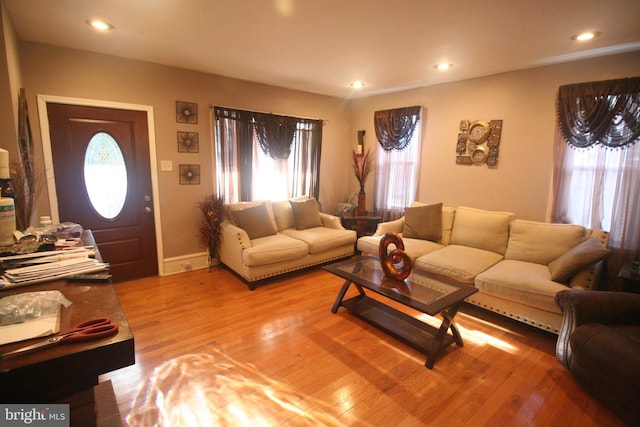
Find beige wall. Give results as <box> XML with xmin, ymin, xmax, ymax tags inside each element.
<box><xmin>18</xmin><ymin>42</ymin><xmax>351</xmax><ymax>263</ymax></box>
<box><xmin>0</xmin><ymin>0</ymin><xmax>21</xmax><ymax>160</ymax></box>
<box><xmin>6</xmin><ymin>30</ymin><xmax>640</xmax><ymax>272</ymax></box>
<box><xmin>348</xmin><ymin>51</ymin><xmax>640</xmax><ymax>221</ymax></box>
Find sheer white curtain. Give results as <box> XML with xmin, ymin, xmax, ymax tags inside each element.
<box><xmin>374</xmin><ymin>127</ymin><xmax>421</xmax><ymax>221</ymax></box>
<box><xmin>252</xmin><ymin>143</ymin><xmax>290</xmax><ymax>201</ymax></box>
<box><xmin>552</xmin><ymin>130</ymin><xmax>640</xmax><ymax>289</ymax></box>
<box><xmin>552</xmin><ymin>78</ymin><xmax>640</xmax><ymax>289</ymax></box>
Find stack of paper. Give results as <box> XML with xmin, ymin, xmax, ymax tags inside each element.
<box><xmin>0</xmin><ymin>247</ymin><xmax>108</xmax><ymax>289</ymax></box>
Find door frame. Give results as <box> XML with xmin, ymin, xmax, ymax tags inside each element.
<box><xmin>36</xmin><ymin>94</ymin><xmax>164</xmax><ymax>276</ymax></box>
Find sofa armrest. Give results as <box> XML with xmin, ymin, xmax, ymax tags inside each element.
<box><xmin>218</xmin><ymin>221</ymin><xmax>251</xmax><ymax>271</ymax></box>
<box><xmin>319</xmin><ymin>212</ymin><xmax>346</xmax><ymax>230</ymax></box>
<box><xmin>555</xmin><ymin>290</ymin><xmax>640</xmax><ymax>368</ymax></box>
<box><xmin>372</xmin><ymin>218</ymin><xmax>404</xmax><ymax>236</ymax></box>
<box><xmin>220</xmin><ymin>221</ymin><xmax>251</xmax><ymax>248</ymax></box>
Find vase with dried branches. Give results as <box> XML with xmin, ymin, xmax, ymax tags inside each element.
<box><xmin>9</xmin><ymin>159</ymin><xmax>45</xmax><ymax>231</ymax></box>
<box><xmin>352</xmin><ymin>148</ymin><xmax>373</xmax><ymax>215</ymax></box>
<box><xmin>198</xmin><ymin>194</ymin><xmax>225</xmax><ymax>269</ymax></box>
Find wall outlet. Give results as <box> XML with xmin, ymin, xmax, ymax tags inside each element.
<box><xmin>160</xmin><ymin>160</ymin><xmax>173</xmax><ymax>172</ymax></box>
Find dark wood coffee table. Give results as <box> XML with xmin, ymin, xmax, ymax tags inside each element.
<box><xmin>324</xmin><ymin>255</ymin><xmax>478</xmax><ymax>369</ymax></box>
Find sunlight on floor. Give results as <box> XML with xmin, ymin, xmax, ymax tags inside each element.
<box><xmin>415</xmin><ymin>312</ymin><xmax>519</xmax><ymax>354</ymax></box>
<box><xmin>126</xmin><ymin>349</ymin><xmax>369</xmax><ymax>426</ymax></box>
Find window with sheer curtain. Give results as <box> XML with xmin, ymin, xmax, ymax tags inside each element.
<box><xmin>213</xmin><ymin>107</ymin><xmax>323</xmax><ymax>204</ymax></box>
<box><xmin>373</xmin><ymin>106</ymin><xmax>422</xmax><ymax>221</ymax></box>
<box><xmin>552</xmin><ymin>77</ymin><xmax>640</xmax><ymax>289</ymax></box>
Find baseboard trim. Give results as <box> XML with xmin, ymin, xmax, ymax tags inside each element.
<box><xmin>162</xmin><ymin>252</ymin><xmax>211</xmax><ymax>275</ymax></box>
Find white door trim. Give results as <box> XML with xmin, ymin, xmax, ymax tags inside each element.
<box><xmin>36</xmin><ymin>94</ymin><xmax>164</xmax><ymax>276</ymax></box>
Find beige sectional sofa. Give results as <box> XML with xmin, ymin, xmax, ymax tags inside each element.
<box><xmin>219</xmin><ymin>197</ymin><xmax>357</xmax><ymax>289</ymax></box>
<box><xmin>357</xmin><ymin>204</ymin><xmax>610</xmax><ymax>333</ymax></box>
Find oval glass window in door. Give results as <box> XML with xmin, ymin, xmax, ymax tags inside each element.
<box><xmin>84</xmin><ymin>132</ymin><xmax>128</xmax><ymax>219</ymax></box>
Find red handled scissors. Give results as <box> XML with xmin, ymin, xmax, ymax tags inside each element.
<box><xmin>0</xmin><ymin>317</ymin><xmax>118</xmax><ymax>359</ymax></box>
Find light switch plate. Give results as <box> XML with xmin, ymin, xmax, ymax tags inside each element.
<box><xmin>160</xmin><ymin>160</ymin><xmax>173</xmax><ymax>172</ymax></box>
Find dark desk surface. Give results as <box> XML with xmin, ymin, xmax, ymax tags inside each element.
<box><xmin>0</xmin><ymin>233</ymin><xmax>134</xmax><ymax>403</ymax></box>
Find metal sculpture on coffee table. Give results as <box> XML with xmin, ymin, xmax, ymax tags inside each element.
<box><xmin>378</xmin><ymin>233</ymin><xmax>413</xmax><ymax>280</ymax></box>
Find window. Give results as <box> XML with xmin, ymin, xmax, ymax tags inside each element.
<box><xmin>562</xmin><ymin>147</ymin><xmax>624</xmax><ymax>231</ymax></box>
<box><xmin>375</xmin><ymin>128</ymin><xmax>421</xmax><ymax>211</ymax></box>
<box><xmin>553</xmin><ymin>77</ymin><xmax>640</xmax><ymax>288</ymax></box>
<box><xmin>373</xmin><ymin>106</ymin><xmax>422</xmax><ymax>220</ymax></box>
<box><xmin>84</xmin><ymin>132</ymin><xmax>127</xmax><ymax>219</ymax></box>
<box><xmin>214</xmin><ymin>107</ymin><xmax>322</xmax><ymax>203</ymax></box>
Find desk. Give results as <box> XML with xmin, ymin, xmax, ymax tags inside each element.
<box><xmin>0</xmin><ymin>233</ymin><xmax>134</xmax><ymax>403</ymax></box>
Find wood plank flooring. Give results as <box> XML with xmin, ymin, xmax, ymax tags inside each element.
<box><xmin>101</xmin><ymin>266</ymin><xmax>626</xmax><ymax>426</ymax></box>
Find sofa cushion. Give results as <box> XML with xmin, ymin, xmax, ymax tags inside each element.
<box><xmin>549</xmin><ymin>237</ymin><xmax>610</xmax><ymax>282</ymax></box>
<box><xmin>226</xmin><ymin>200</ymin><xmax>278</xmax><ymax>232</ymax></box>
<box><xmin>282</xmin><ymin>227</ymin><xmax>356</xmax><ymax>254</ymax></box>
<box><xmin>242</xmin><ymin>234</ymin><xmax>308</xmax><ymax>267</ymax></box>
<box><xmin>357</xmin><ymin>235</ymin><xmax>444</xmax><ymax>261</ymax></box>
<box><xmin>475</xmin><ymin>260</ymin><xmax>568</xmax><ymax>313</ymax></box>
<box><xmin>450</xmin><ymin>207</ymin><xmax>514</xmax><ymax>255</ymax></box>
<box><xmin>229</xmin><ymin>203</ymin><xmax>277</xmax><ymax>240</ymax></box>
<box><xmin>402</xmin><ymin>202</ymin><xmax>442</xmax><ymax>242</ymax></box>
<box><xmin>272</xmin><ymin>196</ymin><xmax>309</xmax><ymax>231</ymax></box>
<box><xmin>505</xmin><ymin>219</ymin><xmax>586</xmax><ymax>264</ymax></box>
<box><xmin>414</xmin><ymin>245</ymin><xmax>504</xmax><ymax>285</ymax></box>
<box><xmin>411</xmin><ymin>202</ymin><xmax>455</xmax><ymax>245</ymax></box>
<box><xmin>289</xmin><ymin>198</ymin><xmax>322</xmax><ymax>230</ymax></box>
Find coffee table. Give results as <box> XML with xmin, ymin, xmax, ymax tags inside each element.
<box><xmin>324</xmin><ymin>255</ymin><xmax>478</xmax><ymax>369</ymax></box>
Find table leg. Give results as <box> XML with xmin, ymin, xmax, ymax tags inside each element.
<box><xmin>331</xmin><ymin>279</ymin><xmax>353</xmax><ymax>313</ymax></box>
<box><xmin>425</xmin><ymin>302</ymin><xmax>463</xmax><ymax>369</ymax></box>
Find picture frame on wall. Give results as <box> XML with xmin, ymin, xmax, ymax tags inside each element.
<box><xmin>177</xmin><ymin>131</ymin><xmax>199</xmax><ymax>153</ymax></box>
<box><xmin>176</xmin><ymin>101</ymin><xmax>198</xmax><ymax>124</ymax></box>
<box><xmin>179</xmin><ymin>164</ymin><xmax>200</xmax><ymax>185</ymax></box>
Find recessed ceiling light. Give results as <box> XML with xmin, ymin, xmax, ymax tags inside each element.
<box><xmin>435</xmin><ymin>63</ymin><xmax>453</xmax><ymax>70</ymax></box>
<box><xmin>350</xmin><ymin>81</ymin><xmax>365</xmax><ymax>89</ymax></box>
<box><xmin>86</xmin><ymin>19</ymin><xmax>113</xmax><ymax>31</ymax></box>
<box><xmin>571</xmin><ymin>31</ymin><xmax>601</xmax><ymax>41</ymax></box>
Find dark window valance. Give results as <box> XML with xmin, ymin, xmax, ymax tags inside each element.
<box><xmin>557</xmin><ymin>77</ymin><xmax>640</xmax><ymax>149</ymax></box>
<box><xmin>214</xmin><ymin>107</ymin><xmax>322</xmax><ymax>161</ymax></box>
<box><xmin>374</xmin><ymin>106</ymin><xmax>421</xmax><ymax>151</ymax></box>
<box><xmin>253</xmin><ymin>112</ymin><xmax>298</xmax><ymax>160</ymax></box>
<box><xmin>213</xmin><ymin>106</ymin><xmax>323</xmax><ymax>201</ymax></box>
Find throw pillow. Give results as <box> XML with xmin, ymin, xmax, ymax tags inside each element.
<box><xmin>548</xmin><ymin>237</ymin><xmax>610</xmax><ymax>282</ymax></box>
<box><xmin>402</xmin><ymin>202</ymin><xmax>443</xmax><ymax>242</ymax></box>
<box><xmin>229</xmin><ymin>204</ymin><xmax>277</xmax><ymax>240</ymax></box>
<box><xmin>289</xmin><ymin>198</ymin><xmax>322</xmax><ymax>230</ymax></box>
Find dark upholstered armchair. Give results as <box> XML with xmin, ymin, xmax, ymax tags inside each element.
<box><xmin>555</xmin><ymin>290</ymin><xmax>640</xmax><ymax>426</ymax></box>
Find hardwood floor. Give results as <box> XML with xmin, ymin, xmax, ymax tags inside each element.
<box><xmin>102</xmin><ymin>266</ymin><xmax>625</xmax><ymax>426</ymax></box>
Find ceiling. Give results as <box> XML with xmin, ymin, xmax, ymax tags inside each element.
<box><xmin>4</xmin><ymin>0</ymin><xmax>640</xmax><ymax>99</ymax></box>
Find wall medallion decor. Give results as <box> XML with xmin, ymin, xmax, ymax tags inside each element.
<box><xmin>176</xmin><ymin>101</ymin><xmax>198</xmax><ymax>124</ymax></box>
<box><xmin>455</xmin><ymin>119</ymin><xmax>502</xmax><ymax>168</ymax></box>
<box><xmin>179</xmin><ymin>164</ymin><xmax>200</xmax><ymax>185</ymax></box>
<box><xmin>177</xmin><ymin>131</ymin><xmax>199</xmax><ymax>153</ymax></box>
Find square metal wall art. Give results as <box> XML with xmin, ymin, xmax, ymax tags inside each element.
<box><xmin>176</xmin><ymin>101</ymin><xmax>198</xmax><ymax>124</ymax></box>
<box><xmin>455</xmin><ymin>119</ymin><xmax>503</xmax><ymax>168</ymax></box>
<box><xmin>177</xmin><ymin>131</ymin><xmax>199</xmax><ymax>153</ymax></box>
<box><xmin>179</xmin><ymin>164</ymin><xmax>200</xmax><ymax>185</ymax></box>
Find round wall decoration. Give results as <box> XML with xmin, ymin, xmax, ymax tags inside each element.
<box><xmin>467</xmin><ymin>120</ymin><xmax>490</xmax><ymax>144</ymax></box>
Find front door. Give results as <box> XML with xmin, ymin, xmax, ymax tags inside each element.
<box><xmin>46</xmin><ymin>103</ymin><xmax>158</xmax><ymax>282</ymax></box>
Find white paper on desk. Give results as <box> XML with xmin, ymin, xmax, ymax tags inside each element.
<box><xmin>0</xmin><ymin>308</ymin><xmax>60</xmax><ymax>345</ymax></box>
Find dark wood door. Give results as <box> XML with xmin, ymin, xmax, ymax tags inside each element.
<box><xmin>46</xmin><ymin>103</ymin><xmax>158</xmax><ymax>282</ymax></box>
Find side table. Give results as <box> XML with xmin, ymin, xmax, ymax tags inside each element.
<box><xmin>618</xmin><ymin>262</ymin><xmax>640</xmax><ymax>293</ymax></box>
<box><xmin>341</xmin><ymin>214</ymin><xmax>381</xmax><ymax>238</ymax></box>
